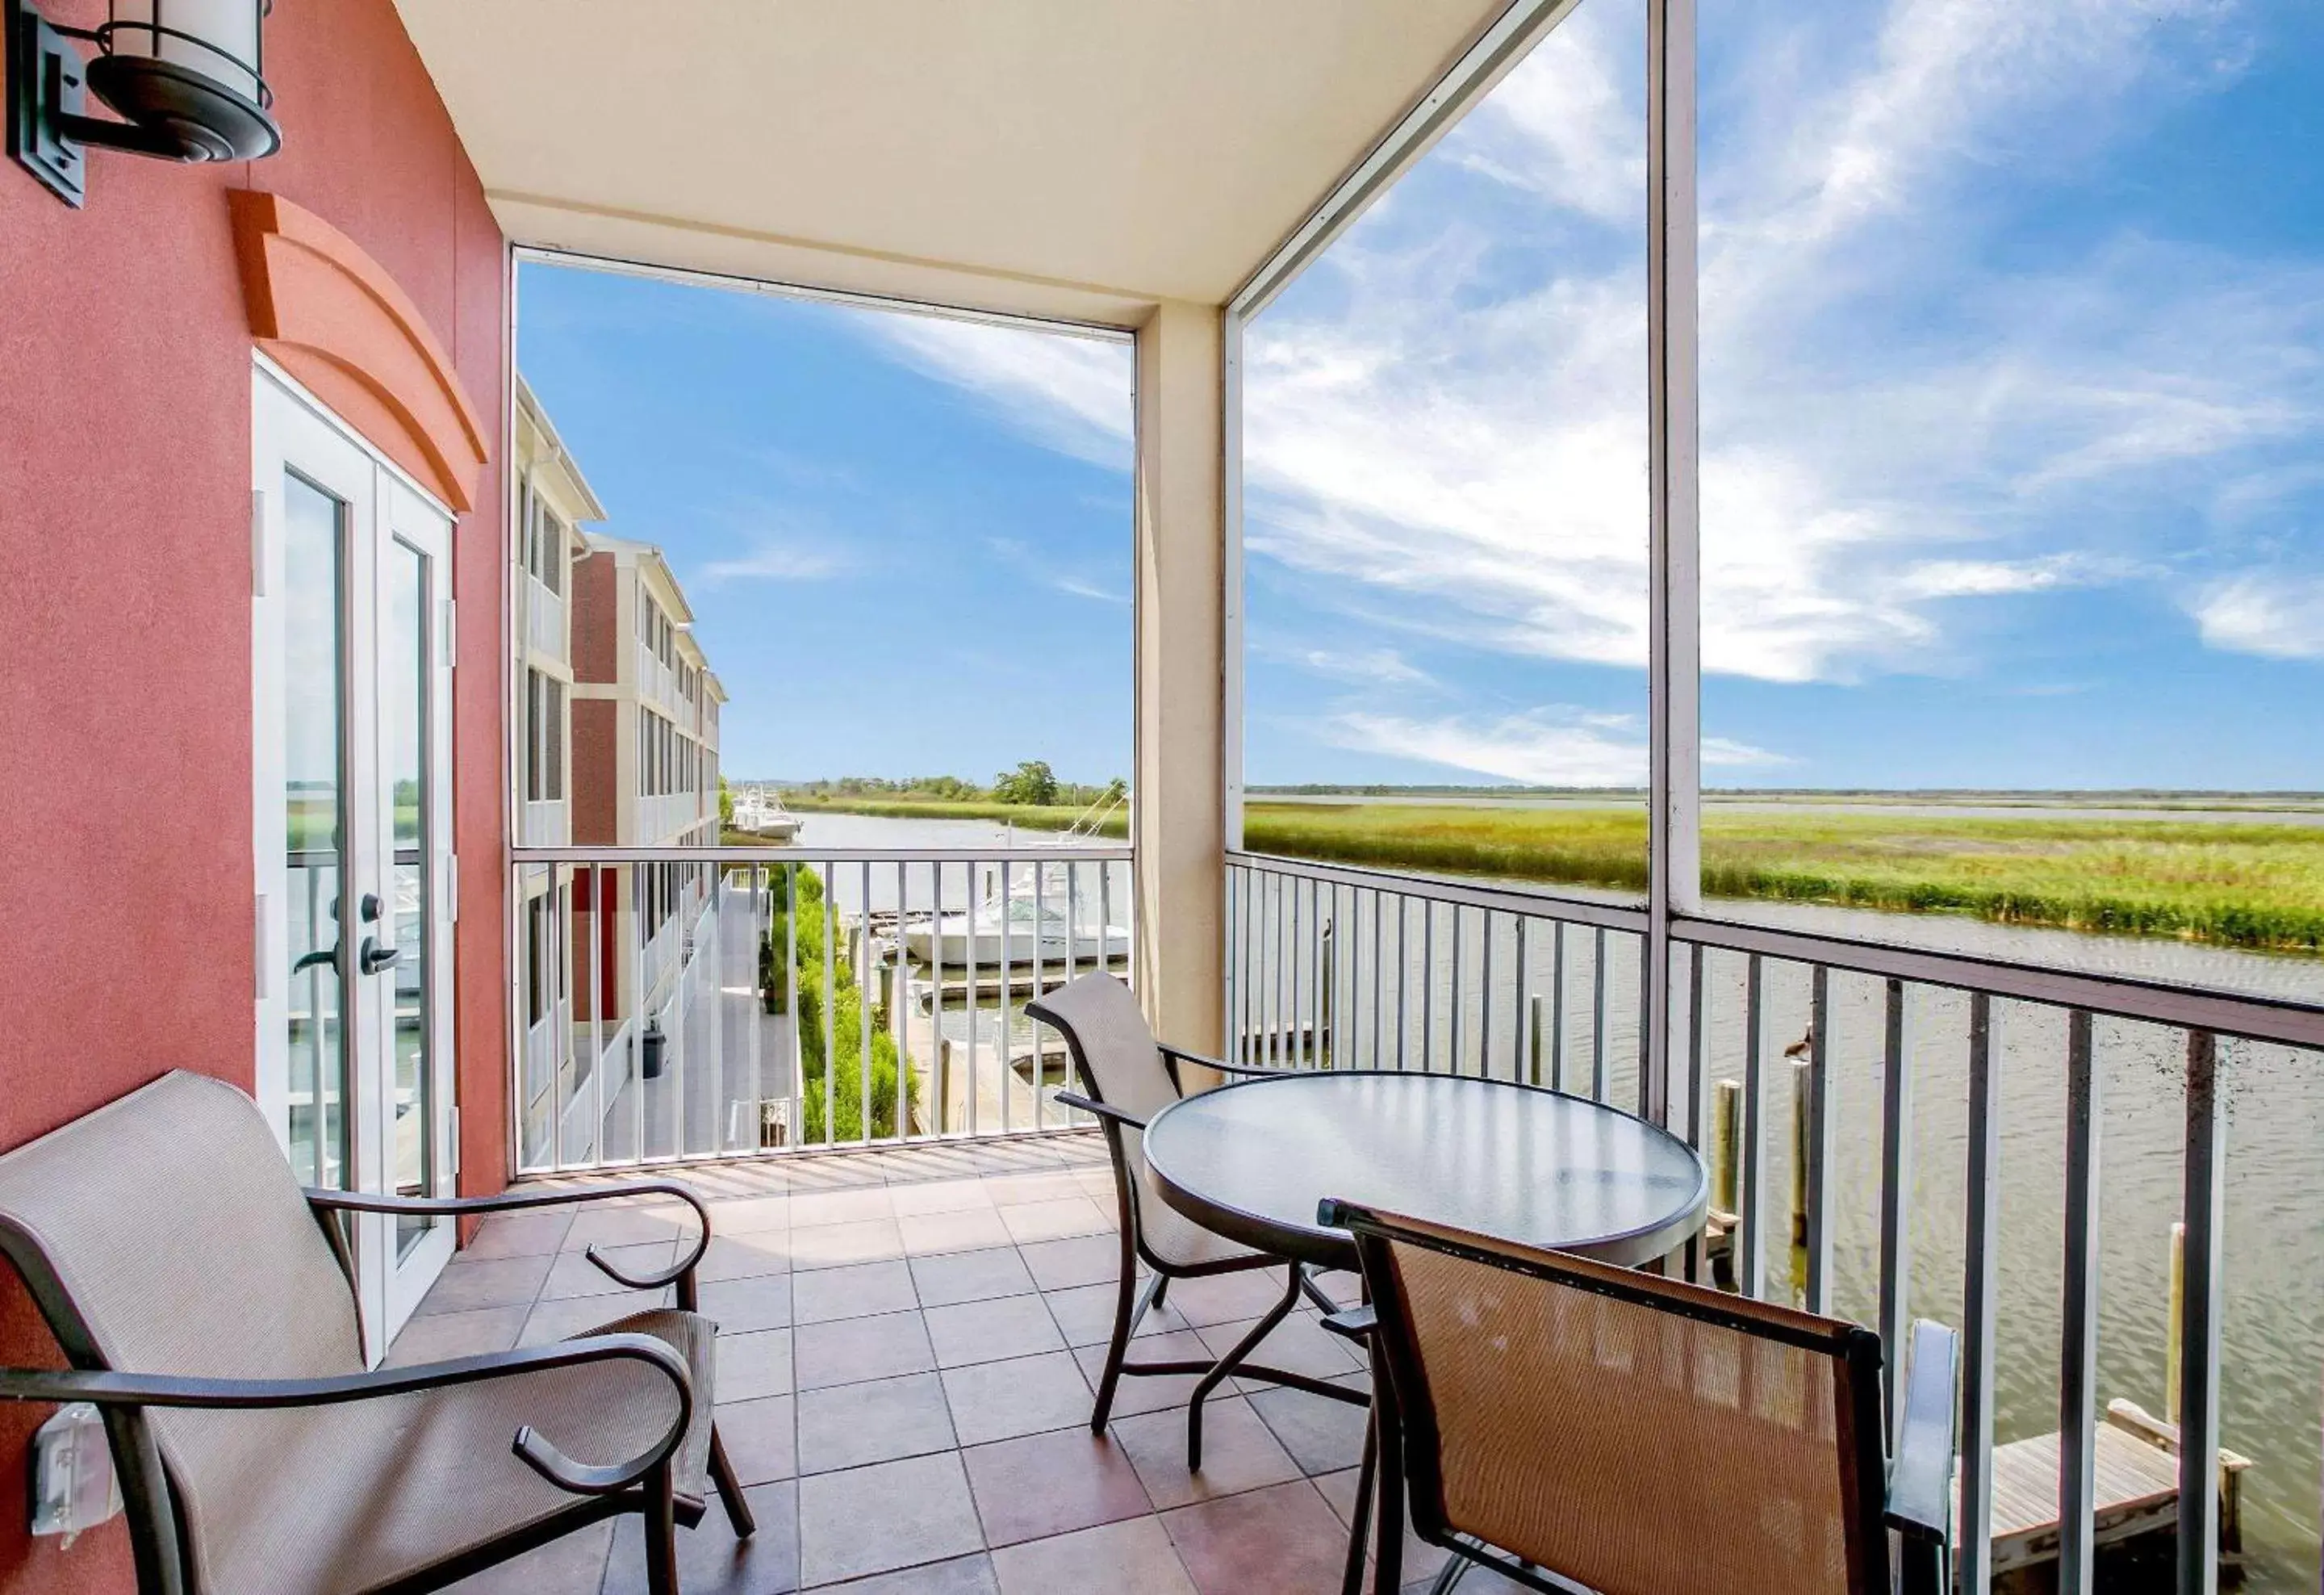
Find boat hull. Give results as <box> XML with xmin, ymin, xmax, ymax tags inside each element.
<box><xmin>904</xmin><ymin>926</ymin><xmax>1131</xmax><ymax>966</ymax></box>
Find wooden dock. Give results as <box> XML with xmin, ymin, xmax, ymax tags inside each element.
<box><xmin>1692</xmin><ymin>1209</ymin><xmax>2247</xmax><ymax>1584</ymax></box>
<box><xmin>1983</xmin><ymin>1400</ymin><xmax>2248</xmax><ymax>1584</ymax></box>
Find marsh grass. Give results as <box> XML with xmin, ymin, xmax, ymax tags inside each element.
<box><xmin>1244</xmin><ymin>803</ymin><xmax>2324</xmax><ymax>952</ymax></box>
<box><xmin>790</xmin><ymin>795</ymin><xmax>2324</xmax><ymax>953</ymax></box>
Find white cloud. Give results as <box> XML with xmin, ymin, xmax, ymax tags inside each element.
<box><xmin>984</xmin><ymin>535</ymin><xmax>1128</xmax><ymax>605</ymax></box>
<box><xmin>1447</xmin><ymin>3</ymin><xmax>1645</xmax><ymax>221</ymax></box>
<box><xmin>868</xmin><ymin>314</ymin><xmax>1134</xmax><ymax>469</ymax></box>
<box><xmin>1256</xmin><ymin>642</ymin><xmax>1436</xmax><ymax>689</ymax></box>
<box><xmin>1322</xmin><ymin>707</ymin><xmax>1787</xmax><ymax>787</ymax></box>
<box><xmin>2192</xmin><ymin>573</ymin><xmax>2324</xmax><ymax>659</ymax></box>
<box><xmin>1052</xmin><ymin>575</ymin><xmax>1130</xmax><ymax>605</ymax></box>
<box><xmin>699</xmin><ymin>539</ymin><xmax>848</xmax><ymax>584</ymax></box>
<box><xmin>833</xmin><ymin>0</ymin><xmax>2324</xmax><ymax>694</ymax></box>
<box><xmin>1704</xmin><ymin>738</ymin><xmax>1795</xmax><ymax>768</ymax></box>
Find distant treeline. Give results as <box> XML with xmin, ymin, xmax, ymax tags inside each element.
<box><xmin>780</xmin><ymin>762</ymin><xmax>1126</xmax><ymax>810</ymax></box>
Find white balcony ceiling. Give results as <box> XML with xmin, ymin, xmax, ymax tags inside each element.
<box><xmin>393</xmin><ymin>0</ymin><xmax>1510</xmax><ymax>326</ymax></box>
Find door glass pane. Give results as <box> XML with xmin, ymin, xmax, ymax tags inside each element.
<box><xmin>282</xmin><ymin>473</ymin><xmax>349</xmax><ymax>1188</ymax></box>
<box><xmin>386</xmin><ymin>537</ymin><xmax>434</xmax><ymax>1255</ymax></box>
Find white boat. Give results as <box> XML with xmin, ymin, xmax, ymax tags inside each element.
<box><xmin>904</xmin><ymin>893</ymin><xmax>1130</xmax><ymax>967</ymax></box>
<box><xmin>729</xmin><ymin>790</ymin><xmax>801</xmax><ymax>841</ymax></box>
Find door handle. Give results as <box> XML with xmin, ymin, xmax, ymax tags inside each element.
<box><xmin>358</xmin><ymin>936</ymin><xmax>401</xmax><ymax>976</ymax></box>
<box><xmin>292</xmin><ymin>944</ymin><xmax>342</xmax><ymax>976</ymax></box>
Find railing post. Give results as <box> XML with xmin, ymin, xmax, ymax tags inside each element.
<box><xmin>1513</xmin><ymin>916</ymin><xmax>1529</xmax><ymax>1083</ymax></box>
<box><xmin>821</xmin><ymin>860</ymin><xmax>837</xmax><ymax>1146</ymax></box>
<box><xmin>1320</xmin><ymin>919</ymin><xmax>1335</xmax><ymax>1070</ymax></box>
<box><xmin>1958</xmin><ymin>991</ymin><xmax>2000</xmax><ymax>1595</ymax></box>
<box><xmin>1876</xmin><ymin>977</ymin><xmax>1912</xmax><ymax>1441</ymax></box>
<box><xmin>1802</xmin><ymin>964</ymin><xmax>1833</xmax><ymax>1312</ymax></box>
<box><xmin>1549</xmin><ymin>923</ymin><xmax>1565</xmax><ymax>1091</ymax></box>
<box><xmin>1590</xmin><ymin>927</ymin><xmax>1608</xmax><ymax>1102</ymax></box>
<box><xmin>2179</xmin><ymin>1031</ymin><xmax>2226</xmax><ymax>1595</ymax></box>
<box><xmin>2060</xmin><ymin>1008</ymin><xmax>2100</xmax><ymax>1595</ymax></box>
<box><xmin>1737</xmin><ymin>952</ymin><xmax>1764</xmax><ymax>1300</ymax></box>
<box><xmin>1371</xmin><ymin>886</ymin><xmax>1386</xmax><ymax>1070</ymax></box>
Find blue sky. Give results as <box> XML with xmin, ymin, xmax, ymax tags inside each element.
<box><xmin>520</xmin><ymin>0</ymin><xmax>2322</xmax><ymax>793</ymax></box>
<box><xmin>517</xmin><ymin>270</ymin><xmax>1135</xmax><ymax>784</ymax></box>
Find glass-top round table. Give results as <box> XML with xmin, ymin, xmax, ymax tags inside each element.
<box><xmin>1142</xmin><ymin>1071</ymin><xmax>1709</xmax><ymax>1271</ymax></box>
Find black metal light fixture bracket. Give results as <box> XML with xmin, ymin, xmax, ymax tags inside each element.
<box><xmin>8</xmin><ymin>0</ymin><xmax>278</xmax><ymax>208</ymax></box>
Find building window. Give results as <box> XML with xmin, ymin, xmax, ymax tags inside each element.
<box><xmin>526</xmin><ymin>894</ymin><xmax>551</xmax><ymax>1028</ymax></box>
<box><xmin>525</xmin><ymin>672</ymin><xmax>566</xmax><ymax>803</ymax></box>
<box><xmin>519</xmin><ymin>483</ymin><xmax>565</xmax><ymax>597</ymax></box>
<box><xmin>544</xmin><ymin>678</ymin><xmax>564</xmax><ymax>802</ymax></box>
<box><xmin>536</xmin><ymin>511</ymin><xmax>564</xmax><ymax>596</ymax></box>
<box><xmin>525</xmin><ymin>669</ymin><xmax>541</xmax><ymax>801</ymax></box>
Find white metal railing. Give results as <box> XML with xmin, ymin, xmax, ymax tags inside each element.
<box><xmin>524</xmin><ymin>577</ymin><xmax>566</xmax><ymax>660</ymax></box>
<box><xmin>1226</xmin><ymin>852</ymin><xmax>1647</xmax><ymax>1084</ymax></box>
<box><xmin>1226</xmin><ymin>848</ymin><xmax>2324</xmax><ymax>1591</ymax></box>
<box><xmin>520</xmin><ymin>798</ymin><xmax>567</xmax><ymax>848</ymax></box>
<box><xmin>512</xmin><ymin>844</ymin><xmax>1132</xmax><ymax>1175</ymax></box>
<box><xmin>633</xmin><ymin>793</ymin><xmax>708</xmax><ymax>844</ymax></box>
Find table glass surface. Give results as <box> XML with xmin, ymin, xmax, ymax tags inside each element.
<box><xmin>1142</xmin><ymin>1072</ymin><xmax>1707</xmax><ymax>1267</ymax></box>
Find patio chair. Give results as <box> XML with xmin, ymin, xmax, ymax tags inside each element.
<box><xmin>1319</xmin><ymin>1199</ymin><xmax>1958</xmax><ymax>1595</ymax></box>
<box><xmin>1026</xmin><ymin>973</ymin><xmax>1348</xmax><ymax>1463</ymax></box>
<box><xmin>0</xmin><ymin>1070</ymin><xmax>755</xmax><ymax>1595</ymax></box>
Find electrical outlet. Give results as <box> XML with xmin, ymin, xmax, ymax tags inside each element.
<box><xmin>29</xmin><ymin>1402</ymin><xmax>119</xmax><ymax>1545</ymax></box>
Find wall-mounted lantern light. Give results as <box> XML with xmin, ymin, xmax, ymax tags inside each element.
<box><xmin>7</xmin><ymin>0</ymin><xmax>278</xmax><ymax>207</ymax></box>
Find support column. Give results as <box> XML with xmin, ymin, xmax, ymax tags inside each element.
<box><xmin>1645</xmin><ymin>0</ymin><xmax>1701</xmax><ymax>1128</ymax></box>
<box><xmin>1132</xmin><ymin>299</ymin><xmax>1227</xmax><ymax>1054</ymax></box>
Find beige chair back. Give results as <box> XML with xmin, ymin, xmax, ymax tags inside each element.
<box><xmin>0</xmin><ymin>1072</ymin><xmax>366</xmax><ymax>1585</ymax></box>
<box><xmin>1026</xmin><ymin>973</ymin><xmax>1234</xmax><ymax>1270</ymax></box>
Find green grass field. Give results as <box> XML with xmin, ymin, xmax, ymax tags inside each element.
<box><xmin>786</xmin><ymin>794</ymin><xmax>2324</xmax><ymax>953</ymax></box>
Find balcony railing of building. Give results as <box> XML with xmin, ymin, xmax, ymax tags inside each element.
<box><xmin>523</xmin><ymin>574</ymin><xmax>566</xmax><ymax>661</ymax></box>
<box><xmin>511</xmin><ymin>844</ymin><xmax>1132</xmax><ymax>1179</ymax></box>
<box><xmin>520</xmin><ymin>798</ymin><xmax>567</xmax><ymax>848</ymax></box>
<box><xmin>1224</xmin><ymin>848</ymin><xmax>2324</xmax><ymax>1591</ymax></box>
<box><xmin>633</xmin><ymin>641</ymin><xmax>692</xmax><ymax>724</ymax></box>
<box><xmin>636</xmin><ymin>792</ymin><xmax>712</xmax><ymax>845</ymax></box>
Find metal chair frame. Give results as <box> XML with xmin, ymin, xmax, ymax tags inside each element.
<box><xmin>1026</xmin><ymin>993</ymin><xmax>1363</xmax><ymax>1467</ymax></box>
<box><xmin>0</xmin><ymin>1178</ymin><xmax>756</xmax><ymax>1595</ymax></box>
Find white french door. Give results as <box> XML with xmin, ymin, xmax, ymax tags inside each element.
<box><xmin>253</xmin><ymin>360</ymin><xmax>458</xmax><ymax>1357</ymax></box>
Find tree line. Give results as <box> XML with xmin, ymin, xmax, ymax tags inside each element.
<box><xmin>784</xmin><ymin>762</ymin><xmax>1126</xmax><ymax>809</ymax></box>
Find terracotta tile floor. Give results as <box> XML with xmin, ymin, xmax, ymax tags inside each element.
<box><xmin>402</xmin><ymin>1132</ymin><xmax>1524</xmax><ymax>1595</ymax></box>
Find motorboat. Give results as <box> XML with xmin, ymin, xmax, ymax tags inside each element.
<box><xmin>903</xmin><ymin>890</ymin><xmax>1130</xmax><ymax>967</ymax></box>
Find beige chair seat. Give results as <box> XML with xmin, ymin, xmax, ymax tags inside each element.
<box><xmin>171</xmin><ymin>1333</ymin><xmax>692</xmax><ymax>1593</ymax></box>
<box><xmin>579</xmin><ymin>1308</ymin><xmax>719</xmax><ymax>1503</ymax></box>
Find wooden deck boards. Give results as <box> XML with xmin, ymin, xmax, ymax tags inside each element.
<box><xmin>1984</xmin><ymin>1425</ymin><xmax>2184</xmax><ymax>1572</ymax></box>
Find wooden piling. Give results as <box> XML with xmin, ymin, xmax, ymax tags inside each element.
<box><xmin>1709</xmin><ymin>1078</ymin><xmax>1742</xmax><ymax>1219</ymax></box>
<box><xmin>1790</xmin><ymin>1057</ymin><xmax>1811</xmax><ymax>1243</ymax></box>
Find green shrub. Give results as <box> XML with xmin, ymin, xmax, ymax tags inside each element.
<box><xmin>756</xmin><ymin>866</ymin><xmax>917</xmax><ymax>1139</ymax></box>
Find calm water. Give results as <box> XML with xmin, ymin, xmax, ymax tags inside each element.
<box><xmin>1241</xmin><ymin>881</ymin><xmax>2324</xmax><ymax>1590</ymax></box>
<box><xmin>791</xmin><ymin>814</ymin><xmax>2324</xmax><ymax>1586</ymax></box>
